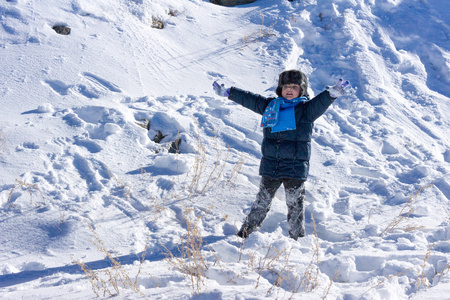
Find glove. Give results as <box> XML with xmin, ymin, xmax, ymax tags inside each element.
<box><xmin>213</xmin><ymin>81</ymin><xmax>230</xmax><ymax>97</ymax></box>
<box><xmin>325</xmin><ymin>79</ymin><xmax>354</xmax><ymax>98</ymax></box>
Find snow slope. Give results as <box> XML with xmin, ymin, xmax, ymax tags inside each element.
<box><xmin>0</xmin><ymin>0</ymin><xmax>449</xmax><ymax>299</ymax></box>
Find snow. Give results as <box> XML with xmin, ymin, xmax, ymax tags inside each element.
<box><xmin>0</xmin><ymin>0</ymin><xmax>449</xmax><ymax>299</ymax></box>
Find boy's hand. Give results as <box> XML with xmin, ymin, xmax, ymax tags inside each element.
<box><xmin>213</xmin><ymin>81</ymin><xmax>230</xmax><ymax>97</ymax></box>
<box><xmin>325</xmin><ymin>79</ymin><xmax>354</xmax><ymax>98</ymax></box>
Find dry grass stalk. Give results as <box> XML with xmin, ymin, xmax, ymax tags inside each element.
<box><xmin>416</xmin><ymin>243</ymin><xmax>435</xmax><ymax>291</ymax></box>
<box><xmin>103</xmin><ymin>163</ymin><xmax>132</xmax><ymax>198</ymax></box>
<box><xmin>254</xmin><ymin>245</ymin><xmax>273</xmax><ymax>289</ymax></box>
<box><xmin>162</xmin><ymin>204</ymin><xmax>208</xmax><ymax>295</ymax></box>
<box><xmin>363</xmin><ymin>268</ymin><xmax>410</xmax><ymax>296</ymax></box>
<box><xmin>368</xmin><ymin>206</ymin><xmax>383</xmax><ymax>223</ymax></box>
<box><xmin>203</xmin><ymin>148</ymin><xmax>232</xmax><ymax>194</ymax></box>
<box><xmin>404</xmin><ymin>225</ymin><xmax>426</xmax><ymax>232</ymax></box>
<box><xmin>379</xmin><ymin>183</ymin><xmax>434</xmax><ymax>237</ymax></box>
<box><xmin>227</xmin><ymin>154</ymin><xmax>245</xmax><ymax>190</ymax></box>
<box><xmin>300</xmin><ymin>213</ymin><xmax>321</xmax><ymax>292</ymax></box>
<box><xmin>238</xmin><ymin>223</ymin><xmax>322</xmax><ymax>298</ymax></box>
<box><xmin>73</xmin><ymin>223</ymin><xmax>146</xmax><ymax>298</ymax></box>
<box><xmin>415</xmin><ymin>242</ymin><xmax>450</xmax><ymax>290</ymax></box>
<box><xmin>7</xmin><ymin>179</ymin><xmax>45</xmax><ymax>207</ymax></box>
<box><xmin>238</xmin><ymin>228</ymin><xmax>247</xmax><ymax>263</ymax></box>
<box><xmin>150</xmin><ymin>194</ymin><xmax>168</xmax><ymax>215</ymax></box>
<box><xmin>322</xmin><ymin>272</ymin><xmax>336</xmax><ymax>300</ymax></box>
<box><xmin>288</xmin><ymin>213</ymin><xmax>320</xmax><ymax>297</ymax></box>
<box><xmin>435</xmin><ymin>261</ymin><xmax>450</xmax><ymax>285</ymax></box>
<box><xmin>199</xmin><ymin>135</ymin><xmax>229</xmax><ymax>194</ymax></box>
<box><xmin>187</xmin><ymin>142</ymin><xmax>207</xmax><ymax>196</ymax></box>
<box><xmin>183</xmin><ymin>124</ymin><xmax>208</xmax><ymax>196</ymax></box>
<box><xmin>73</xmin><ymin>257</ymin><xmax>109</xmax><ymax>297</ymax></box>
<box><xmin>242</xmin><ymin>244</ymin><xmax>294</xmax><ymax>296</ymax></box>
<box><xmin>242</xmin><ymin>12</ymin><xmax>276</xmax><ymax>45</ymax></box>
<box><xmin>183</xmin><ymin>125</ymin><xmax>238</xmax><ymax>197</ymax></box>
<box><xmin>168</xmin><ymin>8</ymin><xmax>180</xmax><ymax>17</ymax></box>
<box><xmin>322</xmin><ymin>269</ymin><xmax>340</xmax><ymax>299</ymax></box>
<box><xmin>364</xmin><ymin>243</ymin><xmax>439</xmax><ymax>295</ymax></box>
<box><xmin>135</xmin><ymin>166</ymin><xmax>167</xmax><ymax>218</ymax></box>
<box><xmin>265</xmin><ymin>247</ymin><xmax>293</xmax><ymax>297</ymax></box>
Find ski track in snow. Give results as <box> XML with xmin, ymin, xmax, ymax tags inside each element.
<box><xmin>0</xmin><ymin>0</ymin><xmax>449</xmax><ymax>299</ymax></box>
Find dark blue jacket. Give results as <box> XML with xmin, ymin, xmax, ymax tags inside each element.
<box><xmin>228</xmin><ymin>87</ymin><xmax>335</xmax><ymax>180</ymax></box>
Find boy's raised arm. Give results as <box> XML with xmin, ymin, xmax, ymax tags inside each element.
<box><xmin>306</xmin><ymin>79</ymin><xmax>354</xmax><ymax>121</ymax></box>
<box><xmin>213</xmin><ymin>81</ymin><xmax>272</xmax><ymax>115</ymax></box>
<box><xmin>228</xmin><ymin>87</ymin><xmax>272</xmax><ymax>115</ymax></box>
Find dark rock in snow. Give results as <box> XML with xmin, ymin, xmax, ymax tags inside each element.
<box><xmin>210</xmin><ymin>0</ymin><xmax>256</xmax><ymax>7</ymax></box>
<box><xmin>53</xmin><ymin>25</ymin><xmax>71</xmax><ymax>35</ymax></box>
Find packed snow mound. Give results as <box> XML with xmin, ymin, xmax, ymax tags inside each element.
<box><xmin>0</xmin><ymin>0</ymin><xmax>449</xmax><ymax>299</ymax></box>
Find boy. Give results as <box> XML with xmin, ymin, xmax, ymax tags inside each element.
<box><xmin>213</xmin><ymin>70</ymin><xmax>352</xmax><ymax>240</ymax></box>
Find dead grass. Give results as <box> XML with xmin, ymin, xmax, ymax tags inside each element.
<box><xmin>379</xmin><ymin>183</ymin><xmax>434</xmax><ymax>237</ymax></box>
<box><xmin>186</xmin><ymin>136</ymin><xmax>207</xmax><ymax>196</ymax></box>
<box><xmin>322</xmin><ymin>270</ymin><xmax>338</xmax><ymax>299</ymax></box>
<box><xmin>249</xmin><ymin>245</ymin><xmax>288</xmax><ymax>289</ymax></box>
<box><xmin>150</xmin><ymin>8</ymin><xmax>180</xmax><ymax>30</ymax></box>
<box><xmin>70</xmin><ymin>127</ymin><xmax>342</xmax><ymax>299</ymax></box>
<box><xmin>364</xmin><ymin>268</ymin><xmax>411</xmax><ymax>296</ymax></box>
<box><xmin>7</xmin><ymin>179</ymin><xmax>45</xmax><ymax>207</ymax></box>
<box><xmin>364</xmin><ymin>241</ymin><xmax>449</xmax><ymax>295</ymax></box>
<box><xmin>297</xmin><ymin>213</ymin><xmax>321</xmax><ymax>293</ymax></box>
<box><xmin>416</xmin><ymin>243</ymin><xmax>434</xmax><ymax>291</ymax></box>
<box><xmin>435</xmin><ymin>261</ymin><xmax>450</xmax><ymax>286</ymax></box>
<box><xmin>168</xmin><ymin>8</ymin><xmax>181</xmax><ymax>17</ymax></box>
<box><xmin>227</xmin><ymin>153</ymin><xmax>245</xmax><ymax>190</ymax></box>
<box><xmin>181</xmin><ymin>124</ymin><xmax>243</xmax><ymax>198</ymax></box>
<box><xmin>151</xmin><ymin>17</ymin><xmax>164</xmax><ymax>29</ymax></box>
<box><xmin>72</xmin><ymin>223</ymin><xmax>147</xmax><ymax>298</ymax></box>
<box><xmin>103</xmin><ymin>163</ymin><xmax>132</xmax><ymax>198</ymax></box>
<box><xmin>263</xmin><ymin>246</ymin><xmax>293</xmax><ymax>297</ymax></box>
<box><xmin>415</xmin><ymin>242</ymin><xmax>450</xmax><ymax>291</ymax></box>
<box><xmin>236</xmin><ymin>214</ymin><xmax>324</xmax><ymax>298</ymax></box>
<box><xmin>162</xmin><ymin>203</ymin><xmax>209</xmax><ymax>295</ymax></box>
<box><xmin>242</xmin><ymin>12</ymin><xmax>276</xmax><ymax>45</ymax></box>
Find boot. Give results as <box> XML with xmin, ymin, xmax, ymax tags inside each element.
<box><xmin>236</xmin><ymin>225</ymin><xmax>254</xmax><ymax>238</ymax></box>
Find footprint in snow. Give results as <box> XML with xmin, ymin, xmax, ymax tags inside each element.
<box><xmin>69</xmin><ymin>106</ymin><xmax>125</xmax><ymax>140</ymax></box>
<box><xmin>434</xmin><ymin>177</ymin><xmax>450</xmax><ymax>201</ymax></box>
<box><xmin>82</xmin><ymin>72</ymin><xmax>122</xmax><ymax>93</ymax></box>
<box><xmin>206</xmin><ymin>71</ymin><xmax>227</xmax><ymax>80</ymax></box>
<box><xmin>44</xmin><ymin>80</ymin><xmax>71</xmax><ymax>96</ymax></box>
<box><xmin>73</xmin><ymin>137</ymin><xmax>102</xmax><ymax>153</ymax></box>
<box><xmin>44</xmin><ymin>79</ymin><xmax>99</xmax><ymax>99</ymax></box>
<box><xmin>43</xmin><ymin>73</ymin><xmax>121</xmax><ymax>99</ymax></box>
<box><xmin>72</xmin><ymin>153</ymin><xmax>105</xmax><ymax>192</ymax></box>
<box><xmin>1</xmin><ymin>4</ymin><xmax>23</xmax><ymax>19</ymax></box>
<box><xmin>16</xmin><ymin>142</ymin><xmax>40</xmax><ymax>151</ymax></box>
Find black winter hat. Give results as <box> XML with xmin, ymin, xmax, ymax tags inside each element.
<box><xmin>276</xmin><ymin>70</ymin><xmax>309</xmax><ymax>98</ymax></box>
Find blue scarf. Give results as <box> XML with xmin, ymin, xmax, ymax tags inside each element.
<box><xmin>260</xmin><ymin>97</ymin><xmax>308</xmax><ymax>132</ymax></box>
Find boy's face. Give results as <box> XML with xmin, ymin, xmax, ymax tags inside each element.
<box><xmin>282</xmin><ymin>84</ymin><xmax>301</xmax><ymax>100</ymax></box>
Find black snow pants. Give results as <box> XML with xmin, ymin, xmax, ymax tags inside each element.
<box><xmin>238</xmin><ymin>176</ymin><xmax>306</xmax><ymax>240</ymax></box>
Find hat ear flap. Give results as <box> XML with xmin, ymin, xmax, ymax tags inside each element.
<box><xmin>300</xmin><ymin>74</ymin><xmax>309</xmax><ymax>98</ymax></box>
<box><xmin>276</xmin><ymin>86</ymin><xmax>282</xmax><ymax>97</ymax></box>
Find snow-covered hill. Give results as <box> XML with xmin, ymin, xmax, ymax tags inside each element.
<box><xmin>1</xmin><ymin>0</ymin><xmax>449</xmax><ymax>299</ymax></box>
